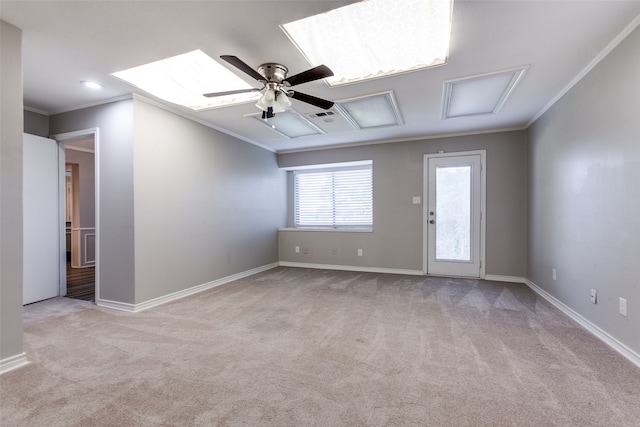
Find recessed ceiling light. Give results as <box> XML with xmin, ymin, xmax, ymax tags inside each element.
<box><xmin>442</xmin><ymin>67</ymin><xmax>528</xmax><ymax>119</ymax></box>
<box><xmin>111</xmin><ymin>50</ymin><xmax>260</xmax><ymax>110</ymax></box>
<box><xmin>81</xmin><ymin>81</ymin><xmax>103</xmax><ymax>90</ymax></box>
<box><xmin>250</xmin><ymin>110</ymin><xmax>325</xmax><ymax>138</ymax></box>
<box><xmin>337</xmin><ymin>92</ymin><xmax>402</xmax><ymax>129</ymax></box>
<box><xmin>282</xmin><ymin>0</ymin><xmax>453</xmax><ymax>86</ymax></box>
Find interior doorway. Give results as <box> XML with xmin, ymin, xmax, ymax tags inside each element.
<box><xmin>423</xmin><ymin>151</ymin><xmax>486</xmax><ymax>278</ymax></box>
<box><xmin>54</xmin><ymin>129</ymin><xmax>99</xmax><ymax>302</ymax></box>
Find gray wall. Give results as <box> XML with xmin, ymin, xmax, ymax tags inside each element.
<box><xmin>132</xmin><ymin>99</ymin><xmax>286</xmax><ymax>303</ymax></box>
<box><xmin>50</xmin><ymin>100</ymin><xmax>136</xmax><ymax>304</ymax></box>
<box><xmin>278</xmin><ymin>131</ymin><xmax>527</xmax><ymax>276</ymax></box>
<box><xmin>23</xmin><ymin>110</ymin><xmax>49</xmax><ymax>137</ymax></box>
<box><xmin>0</xmin><ymin>21</ymin><xmax>24</xmax><ymax>361</ymax></box>
<box><xmin>527</xmin><ymin>25</ymin><xmax>640</xmax><ymax>355</ymax></box>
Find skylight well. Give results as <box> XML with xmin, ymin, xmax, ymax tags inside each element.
<box><xmin>282</xmin><ymin>0</ymin><xmax>453</xmax><ymax>86</ymax></box>
<box><xmin>111</xmin><ymin>50</ymin><xmax>260</xmax><ymax>111</ymax></box>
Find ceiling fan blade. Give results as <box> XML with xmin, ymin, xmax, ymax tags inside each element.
<box><xmin>203</xmin><ymin>88</ymin><xmax>260</xmax><ymax>98</ymax></box>
<box><xmin>220</xmin><ymin>55</ymin><xmax>265</xmax><ymax>82</ymax></box>
<box><xmin>289</xmin><ymin>91</ymin><xmax>334</xmax><ymax>110</ymax></box>
<box><xmin>284</xmin><ymin>65</ymin><xmax>334</xmax><ymax>87</ymax></box>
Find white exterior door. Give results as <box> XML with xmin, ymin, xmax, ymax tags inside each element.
<box><xmin>424</xmin><ymin>152</ymin><xmax>485</xmax><ymax>278</ymax></box>
<box><xmin>23</xmin><ymin>133</ymin><xmax>63</xmax><ymax>304</ymax></box>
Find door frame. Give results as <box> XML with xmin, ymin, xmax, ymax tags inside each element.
<box><xmin>51</xmin><ymin>127</ymin><xmax>100</xmax><ymax>301</ymax></box>
<box><xmin>422</xmin><ymin>150</ymin><xmax>486</xmax><ymax>278</ymax></box>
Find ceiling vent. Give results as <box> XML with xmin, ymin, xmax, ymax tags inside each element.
<box><xmin>305</xmin><ymin>108</ymin><xmax>359</xmax><ymax>133</ymax></box>
<box><xmin>442</xmin><ymin>66</ymin><xmax>528</xmax><ymax>119</ymax></box>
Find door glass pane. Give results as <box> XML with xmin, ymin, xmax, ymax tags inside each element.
<box><xmin>435</xmin><ymin>165</ymin><xmax>471</xmax><ymax>261</ymax></box>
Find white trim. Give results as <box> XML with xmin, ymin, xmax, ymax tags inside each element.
<box><xmin>53</xmin><ymin>128</ymin><xmax>100</xmax><ymax>301</ymax></box>
<box><xmin>83</xmin><ymin>233</ymin><xmax>95</xmax><ymax>264</ymax></box>
<box><xmin>23</xmin><ymin>105</ymin><xmax>50</xmax><ymax>116</ymax></box>
<box><xmin>278</xmin><ymin>227</ymin><xmax>372</xmax><ymax>233</ymax></box>
<box><xmin>58</xmin><ymin>142</ymin><xmax>66</xmax><ymax>296</ymax></box>
<box><xmin>279</xmin><ymin>261</ymin><xmax>424</xmax><ymax>276</ymax></box>
<box><xmin>0</xmin><ymin>353</ymin><xmax>29</xmax><ymax>375</ymax></box>
<box><xmin>132</xmin><ymin>94</ymin><xmax>276</xmax><ymax>153</ymax></box>
<box><xmin>484</xmin><ymin>274</ymin><xmax>527</xmax><ymax>284</ymax></box>
<box><xmin>527</xmin><ymin>13</ymin><xmax>640</xmax><ymax>127</ymax></box>
<box><xmin>95</xmin><ymin>299</ymin><xmax>137</xmax><ymax>312</ymax></box>
<box><xmin>96</xmin><ymin>262</ymin><xmax>279</xmax><ymax>313</ymax></box>
<box><xmin>64</xmin><ymin>145</ymin><xmax>94</xmax><ymax>154</ymax></box>
<box><xmin>525</xmin><ymin>279</ymin><xmax>640</xmax><ymax>369</ymax></box>
<box><xmin>47</xmin><ymin>94</ymin><xmax>133</xmax><ymax>116</ymax></box>
<box><xmin>276</xmin><ymin>126</ymin><xmax>526</xmax><ymax>154</ymax></box>
<box><xmin>279</xmin><ymin>159</ymin><xmax>372</xmax><ymax>171</ymax></box>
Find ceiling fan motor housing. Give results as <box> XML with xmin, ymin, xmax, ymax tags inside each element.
<box><xmin>258</xmin><ymin>63</ymin><xmax>288</xmax><ymax>83</ymax></box>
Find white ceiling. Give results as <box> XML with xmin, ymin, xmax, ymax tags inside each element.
<box><xmin>3</xmin><ymin>0</ymin><xmax>640</xmax><ymax>153</ymax></box>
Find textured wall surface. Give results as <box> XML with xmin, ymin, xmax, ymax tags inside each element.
<box><xmin>527</xmin><ymin>26</ymin><xmax>640</xmax><ymax>355</ymax></box>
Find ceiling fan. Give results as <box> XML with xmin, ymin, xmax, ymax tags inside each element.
<box><xmin>204</xmin><ymin>55</ymin><xmax>334</xmax><ymax>119</ymax></box>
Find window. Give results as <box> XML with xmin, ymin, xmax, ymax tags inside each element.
<box><xmin>294</xmin><ymin>163</ymin><xmax>373</xmax><ymax>229</ymax></box>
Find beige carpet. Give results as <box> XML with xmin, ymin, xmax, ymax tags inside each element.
<box><xmin>2</xmin><ymin>267</ymin><xmax>639</xmax><ymax>426</ymax></box>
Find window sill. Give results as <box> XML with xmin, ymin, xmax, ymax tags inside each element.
<box><xmin>278</xmin><ymin>227</ymin><xmax>373</xmax><ymax>233</ymax></box>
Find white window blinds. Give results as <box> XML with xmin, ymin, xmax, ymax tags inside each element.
<box><xmin>294</xmin><ymin>164</ymin><xmax>373</xmax><ymax>229</ymax></box>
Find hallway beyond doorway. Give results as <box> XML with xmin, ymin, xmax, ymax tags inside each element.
<box><xmin>66</xmin><ymin>262</ymin><xmax>94</xmax><ymax>302</ymax></box>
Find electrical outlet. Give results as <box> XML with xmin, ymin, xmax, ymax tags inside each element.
<box><xmin>590</xmin><ymin>289</ymin><xmax>597</xmax><ymax>304</ymax></box>
<box><xmin>302</xmin><ymin>247</ymin><xmax>308</xmax><ymax>255</ymax></box>
<box><xmin>412</xmin><ymin>196</ymin><xmax>421</xmax><ymax>204</ymax></box>
<box><xmin>552</xmin><ymin>268</ymin><xmax>557</xmax><ymax>281</ymax></box>
<box><xmin>357</xmin><ymin>248</ymin><xmax>363</xmax><ymax>257</ymax></box>
<box><xmin>619</xmin><ymin>298</ymin><xmax>627</xmax><ymax>316</ymax></box>
<box><xmin>295</xmin><ymin>246</ymin><xmax>300</xmax><ymax>254</ymax></box>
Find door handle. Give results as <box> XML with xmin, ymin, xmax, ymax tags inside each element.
<box><xmin>429</xmin><ymin>220</ymin><xmax>435</xmax><ymax>224</ymax></box>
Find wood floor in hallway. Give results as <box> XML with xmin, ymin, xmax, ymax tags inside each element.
<box><xmin>66</xmin><ymin>262</ymin><xmax>94</xmax><ymax>302</ymax></box>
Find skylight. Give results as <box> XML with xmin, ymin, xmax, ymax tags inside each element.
<box><xmin>281</xmin><ymin>0</ymin><xmax>453</xmax><ymax>86</ymax></box>
<box><xmin>111</xmin><ymin>50</ymin><xmax>260</xmax><ymax>111</ymax></box>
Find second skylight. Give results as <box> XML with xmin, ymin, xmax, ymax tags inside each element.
<box><xmin>111</xmin><ymin>50</ymin><xmax>260</xmax><ymax>111</ymax></box>
<box><xmin>282</xmin><ymin>0</ymin><xmax>453</xmax><ymax>86</ymax></box>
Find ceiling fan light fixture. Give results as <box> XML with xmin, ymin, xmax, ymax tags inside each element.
<box><xmin>255</xmin><ymin>88</ymin><xmax>275</xmax><ymax>111</ymax></box>
<box><xmin>256</xmin><ymin>88</ymin><xmax>292</xmax><ymax>115</ymax></box>
<box><xmin>274</xmin><ymin>91</ymin><xmax>292</xmax><ymax>111</ymax></box>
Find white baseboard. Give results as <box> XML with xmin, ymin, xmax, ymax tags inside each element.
<box><xmin>484</xmin><ymin>274</ymin><xmax>527</xmax><ymax>284</ymax></box>
<box><xmin>279</xmin><ymin>261</ymin><xmax>424</xmax><ymax>276</ymax></box>
<box><xmin>0</xmin><ymin>352</ymin><xmax>29</xmax><ymax>375</ymax></box>
<box><xmin>96</xmin><ymin>299</ymin><xmax>137</xmax><ymax>312</ymax></box>
<box><xmin>96</xmin><ymin>262</ymin><xmax>279</xmax><ymax>313</ymax></box>
<box><xmin>525</xmin><ymin>279</ymin><xmax>640</xmax><ymax>369</ymax></box>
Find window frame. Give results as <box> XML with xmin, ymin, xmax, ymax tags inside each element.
<box><xmin>292</xmin><ymin>161</ymin><xmax>373</xmax><ymax>231</ymax></box>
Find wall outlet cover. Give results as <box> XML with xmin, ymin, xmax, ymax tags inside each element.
<box><xmin>619</xmin><ymin>298</ymin><xmax>627</xmax><ymax>316</ymax></box>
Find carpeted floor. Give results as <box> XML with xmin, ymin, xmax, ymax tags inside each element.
<box><xmin>2</xmin><ymin>267</ymin><xmax>639</xmax><ymax>426</ymax></box>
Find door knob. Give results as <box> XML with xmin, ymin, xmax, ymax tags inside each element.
<box><xmin>429</xmin><ymin>220</ymin><xmax>435</xmax><ymax>224</ymax></box>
